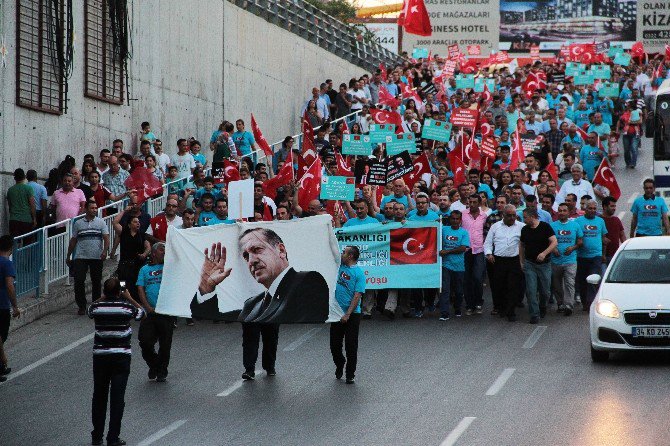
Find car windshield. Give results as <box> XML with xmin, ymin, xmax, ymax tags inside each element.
<box><xmin>606</xmin><ymin>249</ymin><xmax>670</xmax><ymax>283</ymax></box>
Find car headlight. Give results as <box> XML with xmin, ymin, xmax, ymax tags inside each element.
<box><xmin>595</xmin><ymin>299</ymin><xmax>620</xmax><ymax>319</ymax></box>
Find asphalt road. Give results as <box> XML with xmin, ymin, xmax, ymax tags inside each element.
<box><xmin>2</xmin><ymin>138</ymin><xmax>668</xmax><ymax>446</ymax></box>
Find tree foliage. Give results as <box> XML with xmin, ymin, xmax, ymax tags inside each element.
<box><xmin>304</xmin><ymin>0</ymin><xmax>356</xmax><ymax>23</ymax></box>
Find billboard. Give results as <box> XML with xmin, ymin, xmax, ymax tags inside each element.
<box><xmin>499</xmin><ymin>0</ymin><xmax>637</xmax><ymax>52</ymax></box>
<box><xmin>637</xmin><ymin>0</ymin><xmax>670</xmax><ymax>53</ymax></box>
<box><xmin>364</xmin><ymin>22</ymin><xmax>400</xmax><ymax>54</ymax></box>
<box><xmin>401</xmin><ymin>0</ymin><xmax>499</xmax><ymax>57</ymax></box>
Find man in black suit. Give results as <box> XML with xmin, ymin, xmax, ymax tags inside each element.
<box><xmin>195</xmin><ymin>227</ymin><xmax>329</xmax><ymax>379</ymax></box>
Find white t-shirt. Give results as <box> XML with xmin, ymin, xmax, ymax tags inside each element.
<box><xmin>349</xmin><ymin>89</ymin><xmax>367</xmax><ymax>110</ymax></box>
<box><xmin>156</xmin><ymin>153</ymin><xmax>171</xmax><ymax>175</ymax></box>
<box><xmin>170</xmin><ymin>153</ymin><xmax>196</xmax><ymax>179</ymax></box>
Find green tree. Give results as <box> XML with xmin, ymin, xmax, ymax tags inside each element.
<box><xmin>304</xmin><ymin>0</ymin><xmax>356</xmax><ymax>23</ymax></box>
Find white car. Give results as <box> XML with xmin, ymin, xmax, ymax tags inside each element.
<box><xmin>589</xmin><ymin>236</ymin><xmax>670</xmax><ymax>362</ymax></box>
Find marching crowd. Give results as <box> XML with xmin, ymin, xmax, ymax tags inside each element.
<box><xmin>3</xmin><ymin>45</ymin><xmax>670</xmax><ymax>444</ymax></box>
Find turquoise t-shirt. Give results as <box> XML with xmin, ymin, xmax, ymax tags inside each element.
<box><xmin>198</xmin><ymin>210</ymin><xmax>216</xmax><ymax>226</ymax></box>
<box><xmin>205</xmin><ymin>215</ymin><xmax>235</xmax><ymax>225</ymax></box>
<box><xmin>575</xmin><ymin>215</ymin><xmax>608</xmax><ymax>258</ymax></box>
<box><xmin>579</xmin><ymin>145</ymin><xmax>605</xmax><ymax>180</ymax></box>
<box><xmin>441</xmin><ymin>226</ymin><xmax>470</xmax><ymax>272</ymax></box>
<box><xmin>335</xmin><ymin>264</ymin><xmax>366</xmax><ymax>314</ymax></box>
<box><xmin>407</xmin><ymin>209</ymin><xmax>440</xmax><ymax>221</ymax></box>
<box><xmin>478</xmin><ymin>183</ymin><xmax>494</xmax><ymax>200</ymax></box>
<box><xmin>587</xmin><ymin>123</ymin><xmax>611</xmax><ymax>149</ymax></box>
<box><xmin>192</xmin><ymin>153</ymin><xmax>207</xmax><ymax>167</ymax></box>
<box><xmin>595</xmin><ymin>100</ymin><xmax>614</xmax><ymax>126</ymax></box>
<box><xmin>344</xmin><ymin>216</ymin><xmax>379</xmax><ymax>227</ymax></box>
<box><xmin>136</xmin><ymin>263</ymin><xmax>164</xmax><ymax>308</ymax></box>
<box><xmin>380</xmin><ymin>194</ymin><xmax>410</xmax><ymax>209</ymax></box>
<box><xmin>550</xmin><ymin>220</ymin><xmax>583</xmax><ymax>265</ymax></box>
<box><xmin>231</xmin><ymin>131</ymin><xmax>255</xmax><ymax>156</ymax></box>
<box><xmin>631</xmin><ymin>196</ymin><xmax>669</xmax><ymax>236</ymax></box>
<box><xmin>573</xmin><ymin>109</ymin><xmax>590</xmax><ymax>129</ymax></box>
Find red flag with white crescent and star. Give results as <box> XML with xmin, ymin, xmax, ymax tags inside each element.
<box><xmin>298</xmin><ymin>157</ymin><xmax>323</xmax><ymax>210</ymax></box>
<box><xmin>301</xmin><ymin>110</ymin><xmax>317</xmax><ymax>164</ymax></box>
<box><xmin>402</xmin><ymin>150</ymin><xmax>432</xmax><ymax>188</ymax></box>
<box><xmin>398</xmin><ymin>0</ymin><xmax>432</xmax><ymax>37</ymax></box>
<box><xmin>447</xmin><ymin>151</ymin><xmax>467</xmax><ymax>186</ymax></box>
<box><xmin>379</xmin><ymin>63</ymin><xmax>388</xmax><ymax>82</ymax></box>
<box><xmin>379</xmin><ymin>85</ymin><xmax>401</xmax><ymax>108</ymax></box>
<box><xmin>335</xmin><ymin>151</ymin><xmax>353</xmax><ymax>177</ymax></box>
<box><xmin>250</xmin><ymin>113</ymin><xmax>274</xmax><ymax>157</ymax></box>
<box><xmin>124</xmin><ymin>167</ymin><xmax>163</xmax><ymax>204</ymax></box>
<box><xmin>592</xmin><ymin>158</ymin><xmax>621</xmax><ymax>200</ymax></box>
<box><xmin>263</xmin><ymin>150</ymin><xmax>294</xmax><ymax>200</ymax></box>
<box><xmin>390</xmin><ymin>226</ymin><xmax>437</xmax><ymax>265</ymax></box>
<box><xmin>369</xmin><ymin>108</ymin><xmax>404</xmax><ymax>134</ymax></box>
<box><xmin>223</xmin><ymin>159</ymin><xmax>241</xmax><ymax>183</ymax></box>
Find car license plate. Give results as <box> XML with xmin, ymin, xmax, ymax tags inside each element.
<box><xmin>632</xmin><ymin>327</ymin><xmax>670</xmax><ymax>338</ymax></box>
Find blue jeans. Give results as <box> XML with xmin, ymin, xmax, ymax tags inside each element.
<box><xmin>439</xmin><ymin>268</ymin><xmax>464</xmax><ymax>316</ymax></box>
<box><xmin>622</xmin><ymin>134</ymin><xmax>640</xmax><ymax>167</ymax></box>
<box><xmin>464</xmin><ymin>252</ymin><xmax>485</xmax><ymax>310</ymax></box>
<box><xmin>524</xmin><ymin>260</ymin><xmax>552</xmax><ymax>318</ymax></box>
<box><xmin>576</xmin><ymin>256</ymin><xmax>602</xmax><ymax>310</ymax></box>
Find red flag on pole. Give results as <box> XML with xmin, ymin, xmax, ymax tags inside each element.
<box><xmin>398</xmin><ymin>0</ymin><xmax>432</xmax><ymax>37</ymax></box>
<box><xmin>402</xmin><ymin>150</ymin><xmax>432</xmax><ymax>188</ymax></box>
<box><xmin>301</xmin><ymin>111</ymin><xmax>317</xmax><ymax>164</ymax></box>
<box><xmin>510</xmin><ymin>128</ymin><xmax>525</xmax><ymax>171</ymax></box>
<box><xmin>369</xmin><ymin>108</ymin><xmax>404</xmax><ymax>134</ymax></box>
<box><xmin>447</xmin><ymin>151</ymin><xmax>467</xmax><ymax>186</ymax></box>
<box><xmin>379</xmin><ymin>85</ymin><xmax>401</xmax><ymax>108</ymax></box>
<box><xmin>546</xmin><ymin>160</ymin><xmax>559</xmax><ymax>182</ymax></box>
<box><xmin>298</xmin><ymin>157</ymin><xmax>323</xmax><ymax>210</ymax></box>
<box><xmin>335</xmin><ymin>152</ymin><xmax>353</xmax><ymax>177</ymax></box>
<box><xmin>379</xmin><ymin>63</ymin><xmax>388</xmax><ymax>82</ymax></box>
<box><xmin>592</xmin><ymin>158</ymin><xmax>621</xmax><ymax>200</ymax></box>
<box><xmin>263</xmin><ymin>151</ymin><xmax>294</xmax><ymax>200</ymax></box>
<box><xmin>631</xmin><ymin>42</ymin><xmax>646</xmax><ymax>61</ymax></box>
<box><xmin>223</xmin><ymin>159</ymin><xmax>241</xmax><ymax>183</ymax></box>
<box><xmin>124</xmin><ymin>167</ymin><xmax>163</xmax><ymax>204</ymax></box>
<box><xmin>250</xmin><ymin>114</ymin><xmax>274</xmax><ymax>157</ymax></box>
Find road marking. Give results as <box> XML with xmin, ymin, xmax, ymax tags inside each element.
<box><xmin>217</xmin><ymin>370</ymin><xmax>262</xmax><ymax>397</ymax></box>
<box><xmin>486</xmin><ymin>368</ymin><xmax>515</xmax><ymax>396</ymax></box>
<box><xmin>283</xmin><ymin>327</ymin><xmax>322</xmax><ymax>352</ymax></box>
<box><xmin>617</xmin><ymin>211</ymin><xmax>625</xmax><ymax>220</ymax></box>
<box><xmin>136</xmin><ymin>419</ymin><xmax>187</xmax><ymax>446</ymax></box>
<box><xmin>440</xmin><ymin>417</ymin><xmax>476</xmax><ymax>446</ymax></box>
<box><xmin>523</xmin><ymin>326</ymin><xmax>547</xmax><ymax>349</ymax></box>
<box><xmin>627</xmin><ymin>193</ymin><xmax>639</xmax><ymax>204</ymax></box>
<box><xmin>3</xmin><ymin>333</ymin><xmax>94</xmax><ymax>382</ymax></box>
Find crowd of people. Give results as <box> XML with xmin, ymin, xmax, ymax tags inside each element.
<box><xmin>3</xmin><ymin>45</ymin><xmax>670</xmax><ymax>443</ymax></box>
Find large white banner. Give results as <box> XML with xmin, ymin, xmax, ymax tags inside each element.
<box><xmin>637</xmin><ymin>0</ymin><xmax>670</xmax><ymax>53</ymax></box>
<box><xmin>365</xmin><ymin>22</ymin><xmax>400</xmax><ymax>54</ymax></box>
<box><xmin>156</xmin><ymin>215</ymin><xmax>343</xmax><ymax>323</ymax></box>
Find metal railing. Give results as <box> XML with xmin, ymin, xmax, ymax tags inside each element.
<box><xmin>10</xmin><ymin>108</ymin><xmax>365</xmax><ymax>298</ymax></box>
<box><xmin>228</xmin><ymin>0</ymin><xmax>402</xmax><ymax>71</ymax></box>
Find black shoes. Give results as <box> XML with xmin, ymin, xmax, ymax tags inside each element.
<box><xmin>107</xmin><ymin>439</ymin><xmax>126</xmax><ymax>446</ymax></box>
<box><xmin>539</xmin><ymin>307</ymin><xmax>547</xmax><ymax>318</ymax></box>
<box><xmin>362</xmin><ymin>314</ymin><xmax>372</xmax><ymax>320</ymax></box>
<box><xmin>156</xmin><ymin>370</ymin><xmax>167</xmax><ymax>382</ymax></box>
<box><xmin>564</xmin><ymin>306</ymin><xmax>573</xmax><ymax>316</ymax></box>
<box><xmin>242</xmin><ymin>370</ymin><xmax>255</xmax><ymax>381</ymax></box>
<box><xmin>91</xmin><ymin>439</ymin><xmax>102</xmax><ymax>445</ymax></box>
<box><xmin>346</xmin><ymin>377</ymin><xmax>355</xmax><ymax>384</ymax></box>
<box><xmin>266</xmin><ymin>370</ymin><xmax>276</xmax><ymax>377</ymax></box>
<box><xmin>0</xmin><ymin>366</ymin><xmax>11</xmax><ymax>376</ymax></box>
<box><xmin>507</xmin><ymin>315</ymin><xmax>517</xmax><ymax>322</ymax></box>
<box><xmin>335</xmin><ymin>364</ymin><xmax>344</xmax><ymax>380</ymax></box>
<box><xmin>530</xmin><ymin>316</ymin><xmax>540</xmax><ymax>324</ymax></box>
<box><xmin>148</xmin><ymin>368</ymin><xmax>157</xmax><ymax>380</ymax></box>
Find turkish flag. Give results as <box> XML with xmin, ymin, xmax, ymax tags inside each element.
<box><xmin>379</xmin><ymin>85</ymin><xmax>401</xmax><ymax>108</ymax></box>
<box><xmin>592</xmin><ymin>158</ymin><xmax>621</xmax><ymax>200</ymax></box>
<box><xmin>298</xmin><ymin>157</ymin><xmax>322</xmax><ymax>210</ymax></box>
<box><xmin>459</xmin><ymin>58</ymin><xmax>478</xmax><ymax>74</ymax></box>
<box><xmin>264</xmin><ymin>150</ymin><xmax>294</xmax><ymax>200</ymax></box>
<box><xmin>335</xmin><ymin>151</ymin><xmax>353</xmax><ymax>177</ymax></box>
<box><xmin>665</xmin><ymin>44</ymin><xmax>670</xmax><ymax>61</ymax></box>
<box><xmin>326</xmin><ymin>200</ymin><xmax>347</xmax><ymax>225</ymax></box>
<box><xmin>510</xmin><ymin>128</ymin><xmax>524</xmax><ymax>170</ymax></box>
<box><xmin>301</xmin><ymin>111</ymin><xmax>317</xmax><ymax>164</ymax></box>
<box><xmin>223</xmin><ymin>159</ymin><xmax>241</xmax><ymax>183</ymax></box>
<box><xmin>631</xmin><ymin>41</ymin><xmax>645</xmax><ymax>60</ymax></box>
<box><xmin>369</xmin><ymin>108</ymin><xmax>403</xmax><ymax>134</ymax></box>
<box><xmin>250</xmin><ymin>113</ymin><xmax>274</xmax><ymax>157</ymax></box>
<box><xmin>401</xmin><ymin>82</ymin><xmax>422</xmax><ymax>105</ymax></box>
<box><xmin>296</xmin><ymin>152</ymin><xmax>309</xmax><ymax>180</ymax></box>
<box><xmin>124</xmin><ymin>167</ymin><xmax>163</xmax><ymax>204</ymax></box>
<box><xmin>402</xmin><ymin>150</ymin><xmax>432</xmax><ymax>188</ymax></box>
<box><xmin>467</xmin><ymin>45</ymin><xmax>481</xmax><ymax>56</ymax></box>
<box><xmin>390</xmin><ymin>227</ymin><xmax>437</xmax><ymax>265</ymax></box>
<box><xmin>568</xmin><ymin>43</ymin><xmax>596</xmax><ymax>63</ymax></box>
<box><xmin>447</xmin><ymin>151</ymin><xmax>467</xmax><ymax>186</ymax></box>
<box><xmin>546</xmin><ymin>160</ymin><xmax>559</xmax><ymax>182</ymax></box>
<box><xmin>379</xmin><ymin>63</ymin><xmax>388</xmax><ymax>82</ymax></box>
<box><xmin>523</xmin><ymin>70</ymin><xmax>547</xmax><ymax>98</ymax></box>
<box><xmin>480</xmin><ymin>82</ymin><xmax>493</xmax><ymax>105</ymax></box>
<box><xmin>398</xmin><ymin>0</ymin><xmax>431</xmax><ymax>36</ymax></box>
<box><xmin>575</xmin><ymin>127</ymin><xmax>605</xmax><ymax>151</ymax></box>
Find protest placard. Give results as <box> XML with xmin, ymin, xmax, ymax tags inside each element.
<box><xmin>450</xmin><ymin>108</ymin><xmax>479</xmax><ymax>128</ymax></box>
<box><xmin>227</xmin><ymin>179</ymin><xmax>255</xmax><ymax>219</ymax></box>
<box><xmin>455</xmin><ymin>74</ymin><xmax>475</xmax><ymax>90</ymax></box>
<box><xmin>320</xmin><ymin>176</ymin><xmax>356</xmax><ymax>201</ymax></box>
<box><xmin>421</xmin><ymin>119</ymin><xmax>452</xmax><ymax>142</ymax></box>
<box><xmin>342</xmin><ymin>134</ymin><xmax>372</xmax><ymax>156</ymax></box>
<box><xmin>386</xmin><ymin>151</ymin><xmax>414</xmax><ymax>182</ymax></box>
<box><xmin>385</xmin><ymin>133</ymin><xmax>416</xmax><ymax>155</ymax></box>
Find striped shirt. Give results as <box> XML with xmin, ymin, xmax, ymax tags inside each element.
<box><xmin>87</xmin><ymin>299</ymin><xmax>144</xmax><ymax>355</ymax></box>
<box><xmin>73</xmin><ymin>216</ymin><xmax>109</xmax><ymax>259</ymax></box>
<box><xmin>102</xmin><ymin>169</ymin><xmax>130</xmax><ymax>196</ymax></box>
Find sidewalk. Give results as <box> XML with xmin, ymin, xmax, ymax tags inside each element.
<box><xmin>10</xmin><ymin>260</ymin><xmax>119</xmax><ymax>333</ymax></box>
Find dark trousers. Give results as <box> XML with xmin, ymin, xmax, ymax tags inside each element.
<box><xmin>92</xmin><ymin>354</ymin><xmax>130</xmax><ymax>442</ymax></box>
<box><xmin>493</xmin><ymin>256</ymin><xmax>523</xmax><ymax>318</ymax></box>
<box><xmin>73</xmin><ymin>259</ymin><xmax>103</xmax><ymax>310</ymax></box>
<box><xmin>486</xmin><ymin>261</ymin><xmax>497</xmax><ymax>309</ymax></box>
<box><xmin>330</xmin><ymin>313</ymin><xmax>360</xmax><ymax>380</ymax></box>
<box><xmin>464</xmin><ymin>252</ymin><xmax>485</xmax><ymax>310</ymax></box>
<box><xmin>138</xmin><ymin>313</ymin><xmax>174</xmax><ymax>375</ymax></box>
<box><xmin>412</xmin><ymin>289</ymin><xmax>437</xmax><ymax>312</ymax></box>
<box><xmin>439</xmin><ymin>268</ymin><xmax>464</xmax><ymax>316</ymax></box>
<box><xmin>576</xmin><ymin>256</ymin><xmax>602</xmax><ymax>310</ymax></box>
<box><xmin>242</xmin><ymin>322</ymin><xmax>279</xmax><ymax>373</ymax></box>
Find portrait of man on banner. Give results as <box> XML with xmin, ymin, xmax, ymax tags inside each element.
<box><xmin>156</xmin><ymin>216</ymin><xmax>341</xmax><ymax>324</ymax></box>
<box><xmin>193</xmin><ymin>227</ymin><xmax>329</xmax><ymax>323</ymax></box>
